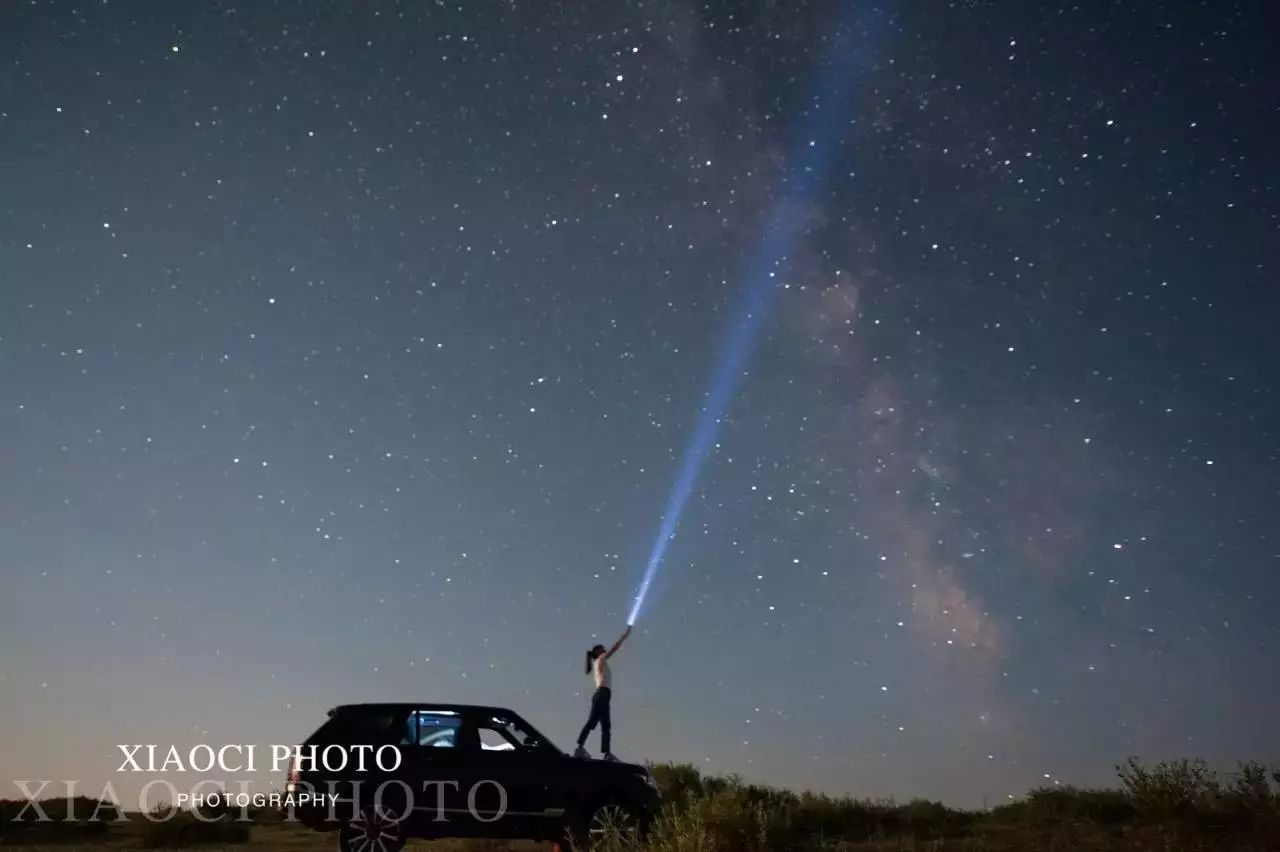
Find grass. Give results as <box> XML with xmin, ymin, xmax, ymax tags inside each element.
<box><xmin>2</xmin><ymin>758</ymin><xmax>1277</xmax><ymax>850</ymax></box>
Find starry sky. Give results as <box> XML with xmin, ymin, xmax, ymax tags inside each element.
<box><xmin>1</xmin><ymin>0</ymin><xmax>1277</xmax><ymax>809</ymax></box>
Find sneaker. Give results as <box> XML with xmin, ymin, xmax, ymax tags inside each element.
<box><xmin>602</xmin><ymin>752</ymin><xmax>620</xmax><ymax>762</ymax></box>
<box><xmin>574</xmin><ymin>746</ymin><xmax>590</xmax><ymax>759</ymax></box>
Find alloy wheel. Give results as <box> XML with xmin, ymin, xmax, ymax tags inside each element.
<box><xmin>340</xmin><ymin>806</ymin><xmax>405</xmax><ymax>852</ymax></box>
<box><xmin>587</xmin><ymin>802</ymin><xmax>638</xmax><ymax>845</ymax></box>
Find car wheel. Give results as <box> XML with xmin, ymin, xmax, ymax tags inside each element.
<box><xmin>567</xmin><ymin>800</ymin><xmax>640</xmax><ymax>850</ymax></box>
<box><xmin>338</xmin><ymin>806</ymin><xmax>406</xmax><ymax>852</ymax></box>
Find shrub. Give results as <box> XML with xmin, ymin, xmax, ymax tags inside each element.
<box><xmin>0</xmin><ymin>794</ymin><xmax>120</xmax><ymax>824</ymax></box>
<box><xmin>1112</xmin><ymin>757</ymin><xmax>1280</xmax><ymax>840</ymax></box>
<box><xmin>190</xmin><ymin>793</ymin><xmax>279</xmax><ymax>824</ymax></box>
<box><xmin>1225</xmin><ymin>761</ymin><xmax>1279</xmax><ymax>818</ymax></box>
<box><xmin>1117</xmin><ymin>757</ymin><xmax>1222</xmax><ymax>818</ymax></box>
<box><xmin>638</xmin><ymin>760</ymin><xmax>1278</xmax><ymax>851</ymax></box>
<box><xmin>0</xmin><ymin>796</ymin><xmax>118</xmax><ymax>842</ymax></box>
<box><xmin>638</xmin><ymin>786</ymin><xmax>778</xmax><ymax>852</ymax></box>
<box><xmin>139</xmin><ymin>810</ymin><xmax>250</xmax><ymax>847</ymax></box>
<box><xmin>1008</xmin><ymin>786</ymin><xmax>1137</xmax><ymax>826</ymax></box>
<box><xmin>634</xmin><ymin>767</ymin><xmax>974</xmax><ymax>851</ymax></box>
<box><xmin>650</xmin><ymin>763</ymin><xmax>708</xmax><ymax>805</ymax></box>
<box><xmin>195</xmin><ymin>790</ymin><xmax>237</xmax><ymax>821</ymax></box>
<box><xmin>790</xmin><ymin>790</ymin><xmax>897</xmax><ymax>841</ymax></box>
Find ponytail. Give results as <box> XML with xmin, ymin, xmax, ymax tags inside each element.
<box><xmin>584</xmin><ymin>643</ymin><xmax>607</xmax><ymax>674</ymax></box>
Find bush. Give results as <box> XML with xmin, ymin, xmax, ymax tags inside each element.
<box><xmin>633</xmin><ymin>766</ymin><xmax>975</xmax><ymax>852</ymax></box>
<box><xmin>192</xmin><ymin>792</ymin><xmax>280</xmax><ymax>824</ymax></box>
<box><xmin>634</xmin><ymin>760</ymin><xmax>1278</xmax><ymax>851</ymax></box>
<box><xmin>0</xmin><ymin>796</ymin><xmax>118</xmax><ymax>842</ymax></box>
<box><xmin>650</xmin><ymin>763</ymin><xmax>708</xmax><ymax>806</ymax></box>
<box><xmin>195</xmin><ymin>790</ymin><xmax>237</xmax><ymax>821</ymax></box>
<box><xmin>639</xmin><ymin>787</ymin><xmax>777</xmax><ymax>852</ymax></box>
<box><xmin>991</xmin><ymin>786</ymin><xmax>1136</xmax><ymax>826</ymax></box>
<box><xmin>1117</xmin><ymin>757</ymin><xmax>1222</xmax><ymax>818</ymax></box>
<box><xmin>1225</xmin><ymin>761</ymin><xmax>1279</xmax><ymax>818</ymax></box>
<box><xmin>139</xmin><ymin>810</ymin><xmax>250</xmax><ymax>847</ymax></box>
<box><xmin>791</xmin><ymin>790</ymin><xmax>897</xmax><ymax>841</ymax></box>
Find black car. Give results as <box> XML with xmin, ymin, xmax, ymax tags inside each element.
<box><xmin>287</xmin><ymin>703</ymin><xmax>661</xmax><ymax>852</ymax></box>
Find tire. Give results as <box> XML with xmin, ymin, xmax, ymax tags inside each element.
<box><xmin>338</xmin><ymin>805</ymin><xmax>406</xmax><ymax>852</ymax></box>
<box><xmin>566</xmin><ymin>799</ymin><xmax>640</xmax><ymax>851</ymax></box>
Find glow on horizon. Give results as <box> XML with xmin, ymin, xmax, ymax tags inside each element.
<box><xmin>628</xmin><ymin>2</ymin><xmax>877</xmax><ymax>626</ymax></box>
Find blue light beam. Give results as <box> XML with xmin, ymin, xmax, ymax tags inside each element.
<box><xmin>628</xmin><ymin>3</ymin><xmax>876</xmax><ymax>626</ymax></box>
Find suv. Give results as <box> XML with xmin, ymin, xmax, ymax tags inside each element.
<box><xmin>287</xmin><ymin>703</ymin><xmax>661</xmax><ymax>852</ymax></box>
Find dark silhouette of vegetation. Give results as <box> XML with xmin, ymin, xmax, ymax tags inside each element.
<box><xmin>0</xmin><ymin>794</ymin><xmax>119</xmax><ymax>843</ymax></box>
<box><xmin>193</xmin><ymin>788</ymin><xmax>285</xmax><ymax>824</ymax></box>
<box><xmin>636</xmin><ymin>758</ymin><xmax>1280</xmax><ymax>852</ymax></box>
<box><xmin>137</xmin><ymin>807</ymin><xmax>251</xmax><ymax>847</ymax></box>
<box><xmin>1</xmin><ymin>758</ymin><xmax>1277</xmax><ymax>849</ymax></box>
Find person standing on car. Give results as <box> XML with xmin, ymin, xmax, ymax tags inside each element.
<box><xmin>574</xmin><ymin>625</ymin><xmax>631</xmax><ymax>761</ymax></box>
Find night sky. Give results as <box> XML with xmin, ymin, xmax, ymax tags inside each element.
<box><xmin>2</xmin><ymin>0</ymin><xmax>1277</xmax><ymax>808</ymax></box>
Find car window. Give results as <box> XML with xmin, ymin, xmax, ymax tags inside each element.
<box><xmin>403</xmin><ymin>710</ymin><xmax>462</xmax><ymax>748</ymax></box>
<box><xmin>473</xmin><ymin>715</ymin><xmax>542</xmax><ymax>752</ymax></box>
<box><xmin>478</xmin><ymin>727</ymin><xmax>516</xmax><ymax>751</ymax></box>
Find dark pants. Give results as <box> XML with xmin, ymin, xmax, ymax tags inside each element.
<box><xmin>577</xmin><ymin>687</ymin><xmax>612</xmax><ymax>753</ymax></box>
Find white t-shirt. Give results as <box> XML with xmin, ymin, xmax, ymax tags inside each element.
<box><xmin>592</xmin><ymin>655</ymin><xmax>612</xmax><ymax>690</ymax></box>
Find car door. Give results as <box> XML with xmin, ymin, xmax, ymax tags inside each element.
<box><xmin>454</xmin><ymin>711</ymin><xmax>553</xmax><ymax>839</ymax></box>
<box><xmin>396</xmin><ymin>709</ymin><xmax>472</xmax><ymax>835</ymax></box>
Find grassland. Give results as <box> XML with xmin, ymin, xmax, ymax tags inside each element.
<box><xmin>2</xmin><ymin>758</ymin><xmax>1277</xmax><ymax>850</ymax></box>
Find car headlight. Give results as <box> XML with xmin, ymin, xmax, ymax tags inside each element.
<box><xmin>638</xmin><ymin>770</ymin><xmax>659</xmax><ymax>791</ymax></box>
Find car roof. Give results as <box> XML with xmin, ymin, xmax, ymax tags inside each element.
<box><xmin>330</xmin><ymin>703</ymin><xmax>517</xmax><ymax>717</ymax></box>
